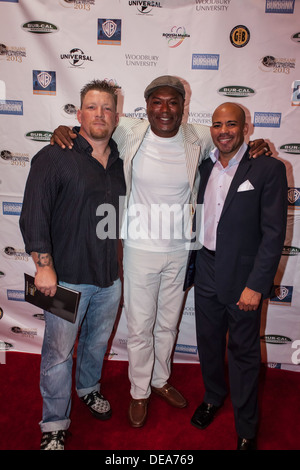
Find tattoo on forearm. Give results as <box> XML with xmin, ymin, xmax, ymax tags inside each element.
<box><xmin>37</xmin><ymin>253</ymin><xmax>53</xmax><ymax>268</ymax></box>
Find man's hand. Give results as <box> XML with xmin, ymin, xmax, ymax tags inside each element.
<box><xmin>237</xmin><ymin>287</ymin><xmax>262</xmax><ymax>311</ymax></box>
<box><xmin>50</xmin><ymin>125</ymin><xmax>77</xmax><ymax>149</ymax></box>
<box><xmin>248</xmin><ymin>139</ymin><xmax>272</xmax><ymax>159</ymax></box>
<box><xmin>31</xmin><ymin>252</ymin><xmax>57</xmax><ymax>297</ymax></box>
<box><xmin>34</xmin><ymin>267</ymin><xmax>57</xmax><ymax>297</ymax></box>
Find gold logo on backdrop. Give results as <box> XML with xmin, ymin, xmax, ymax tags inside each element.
<box><xmin>230</xmin><ymin>25</ymin><xmax>250</xmax><ymax>48</ymax></box>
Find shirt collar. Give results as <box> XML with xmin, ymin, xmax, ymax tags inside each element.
<box><xmin>210</xmin><ymin>141</ymin><xmax>248</xmax><ymax>167</ymax></box>
<box><xmin>72</xmin><ymin>126</ymin><xmax>120</xmax><ymax>162</ymax></box>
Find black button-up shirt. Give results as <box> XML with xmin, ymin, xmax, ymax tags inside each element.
<box><xmin>20</xmin><ymin>129</ymin><xmax>126</xmax><ymax>287</ymax></box>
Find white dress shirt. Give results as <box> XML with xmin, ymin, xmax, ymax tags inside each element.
<box><xmin>200</xmin><ymin>142</ymin><xmax>248</xmax><ymax>251</ymax></box>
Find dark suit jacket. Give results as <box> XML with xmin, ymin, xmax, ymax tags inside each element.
<box><xmin>184</xmin><ymin>147</ymin><xmax>288</xmax><ymax>304</ymax></box>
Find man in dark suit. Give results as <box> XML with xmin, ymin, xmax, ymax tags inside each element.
<box><xmin>186</xmin><ymin>103</ymin><xmax>287</xmax><ymax>450</ymax></box>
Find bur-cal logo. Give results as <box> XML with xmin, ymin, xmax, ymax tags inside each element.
<box><xmin>22</xmin><ymin>21</ymin><xmax>58</xmax><ymax>34</ymax></box>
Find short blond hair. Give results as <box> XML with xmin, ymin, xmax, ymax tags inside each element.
<box><xmin>80</xmin><ymin>79</ymin><xmax>119</xmax><ymax>109</ymax></box>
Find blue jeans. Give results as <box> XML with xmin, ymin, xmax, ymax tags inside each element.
<box><xmin>39</xmin><ymin>279</ymin><xmax>121</xmax><ymax>433</ymax></box>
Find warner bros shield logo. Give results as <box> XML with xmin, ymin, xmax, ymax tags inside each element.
<box><xmin>98</xmin><ymin>19</ymin><xmax>121</xmax><ymax>45</ymax></box>
<box><xmin>33</xmin><ymin>70</ymin><xmax>56</xmax><ymax>95</ymax></box>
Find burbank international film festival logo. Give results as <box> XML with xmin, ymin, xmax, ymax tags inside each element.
<box><xmin>0</xmin><ymin>149</ymin><xmax>29</xmax><ymax>165</ymax></box>
<box><xmin>260</xmin><ymin>55</ymin><xmax>296</xmax><ymax>74</ymax></box>
<box><xmin>0</xmin><ymin>43</ymin><xmax>26</xmax><ymax>63</ymax></box>
<box><xmin>59</xmin><ymin>0</ymin><xmax>95</xmax><ymax>9</ymax></box>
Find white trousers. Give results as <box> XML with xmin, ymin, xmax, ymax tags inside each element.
<box><xmin>123</xmin><ymin>245</ymin><xmax>189</xmax><ymax>399</ymax></box>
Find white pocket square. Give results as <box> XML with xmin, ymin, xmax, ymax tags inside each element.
<box><xmin>237</xmin><ymin>180</ymin><xmax>255</xmax><ymax>192</ymax></box>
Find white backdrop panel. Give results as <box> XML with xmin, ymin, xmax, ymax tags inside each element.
<box><xmin>0</xmin><ymin>0</ymin><xmax>299</xmax><ymax>371</ymax></box>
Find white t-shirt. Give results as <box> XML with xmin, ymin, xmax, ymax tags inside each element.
<box><xmin>124</xmin><ymin>128</ymin><xmax>191</xmax><ymax>251</ymax></box>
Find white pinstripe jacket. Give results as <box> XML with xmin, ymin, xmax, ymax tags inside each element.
<box><xmin>112</xmin><ymin>117</ymin><xmax>213</xmax><ymax>216</ymax></box>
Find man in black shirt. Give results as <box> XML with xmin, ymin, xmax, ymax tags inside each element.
<box><xmin>20</xmin><ymin>80</ymin><xmax>125</xmax><ymax>450</ymax></box>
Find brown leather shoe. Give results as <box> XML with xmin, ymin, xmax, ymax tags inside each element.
<box><xmin>151</xmin><ymin>383</ymin><xmax>187</xmax><ymax>408</ymax></box>
<box><xmin>128</xmin><ymin>398</ymin><xmax>149</xmax><ymax>428</ymax></box>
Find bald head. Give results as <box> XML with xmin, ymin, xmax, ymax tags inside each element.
<box><xmin>212</xmin><ymin>102</ymin><xmax>246</xmax><ymax>126</ymax></box>
<box><xmin>210</xmin><ymin>102</ymin><xmax>249</xmax><ymax>164</ymax></box>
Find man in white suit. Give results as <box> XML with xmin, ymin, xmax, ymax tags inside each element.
<box><xmin>51</xmin><ymin>76</ymin><xmax>269</xmax><ymax>428</ymax></box>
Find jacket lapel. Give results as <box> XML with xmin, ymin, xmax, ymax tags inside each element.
<box><xmin>123</xmin><ymin>120</ymin><xmax>150</xmax><ymax>196</ymax></box>
<box><xmin>220</xmin><ymin>148</ymin><xmax>252</xmax><ymax>219</ymax></box>
<box><xmin>197</xmin><ymin>158</ymin><xmax>215</xmax><ymax>204</ymax></box>
<box><xmin>181</xmin><ymin>123</ymin><xmax>203</xmax><ymax>191</ymax></box>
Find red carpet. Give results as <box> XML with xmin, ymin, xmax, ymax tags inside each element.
<box><xmin>1</xmin><ymin>352</ymin><xmax>299</xmax><ymax>451</ymax></box>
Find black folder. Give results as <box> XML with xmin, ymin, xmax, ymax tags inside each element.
<box><xmin>24</xmin><ymin>273</ymin><xmax>81</xmax><ymax>323</ymax></box>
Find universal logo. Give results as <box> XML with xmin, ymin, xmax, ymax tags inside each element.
<box><xmin>230</xmin><ymin>25</ymin><xmax>250</xmax><ymax>48</ymax></box>
<box><xmin>22</xmin><ymin>21</ymin><xmax>59</xmax><ymax>34</ymax></box>
<box><xmin>124</xmin><ymin>107</ymin><xmax>147</xmax><ymax>119</ymax></box>
<box><xmin>218</xmin><ymin>86</ymin><xmax>255</xmax><ymax>98</ymax></box>
<box><xmin>128</xmin><ymin>1</ymin><xmax>162</xmax><ymax>15</ymax></box>
<box><xmin>60</xmin><ymin>48</ymin><xmax>93</xmax><ymax>68</ymax></box>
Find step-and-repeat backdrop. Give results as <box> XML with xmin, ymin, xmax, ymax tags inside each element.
<box><xmin>0</xmin><ymin>0</ymin><xmax>299</xmax><ymax>370</ymax></box>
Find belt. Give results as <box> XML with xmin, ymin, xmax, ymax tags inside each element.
<box><xmin>202</xmin><ymin>246</ymin><xmax>216</xmax><ymax>256</ymax></box>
